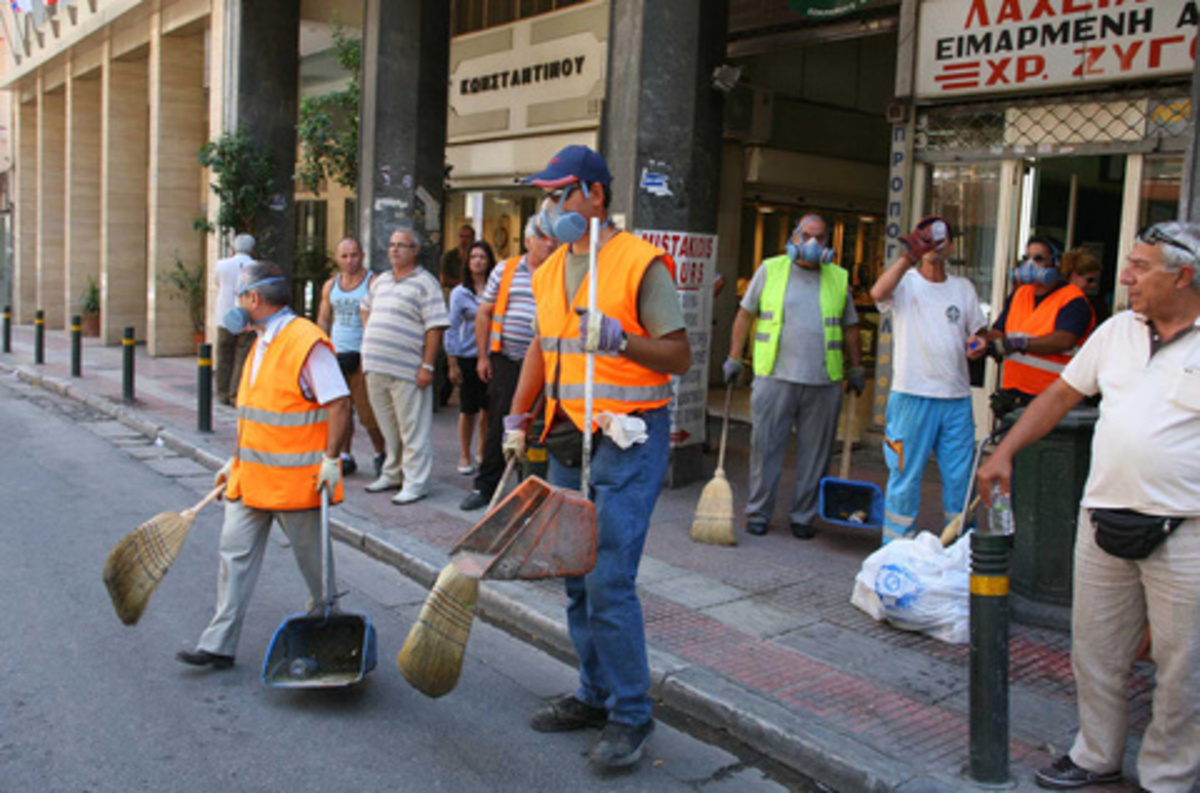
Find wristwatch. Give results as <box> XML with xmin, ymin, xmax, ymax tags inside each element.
<box><xmin>421</xmin><ymin>362</ymin><xmax>435</xmax><ymax>372</ymax></box>
<box><xmin>617</xmin><ymin>331</ymin><xmax>629</xmax><ymax>353</ymax></box>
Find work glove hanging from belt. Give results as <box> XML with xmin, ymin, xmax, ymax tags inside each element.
<box><xmin>845</xmin><ymin>366</ymin><xmax>866</xmax><ymax>396</ymax></box>
<box><xmin>722</xmin><ymin>357</ymin><xmax>743</xmax><ymax>386</ymax></box>
<box><xmin>502</xmin><ymin>413</ymin><xmax>534</xmax><ymax>462</ymax></box>
<box><xmin>576</xmin><ymin>308</ymin><xmax>625</xmax><ymax>354</ymax></box>
<box><xmin>316</xmin><ymin>456</ymin><xmax>342</xmax><ymax>493</ymax></box>
<box><xmin>214</xmin><ymin>458</ymin><xmax>234</xmax><ymax>495</ymax></box>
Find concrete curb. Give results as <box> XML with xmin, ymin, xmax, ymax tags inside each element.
<box><xmin>3</xmin><ymin>359</ymin><xmax>941</xmax><ymax>791</ymax></box>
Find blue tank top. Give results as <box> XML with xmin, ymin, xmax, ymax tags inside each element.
<box><xmin>329</xmin><ymin>273</ymin><xmax>371</xmax><ymax>353</ymax></box>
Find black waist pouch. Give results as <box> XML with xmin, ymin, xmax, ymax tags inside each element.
<box><xmin>543</xmin><ymin>419</ymin><xmax>597</xmax><ymax>469</ymax></box>
<box><xmin>1090</xmin><ymin>508</ymin><xmax>1185</xmax><ymax>560</ymax></box>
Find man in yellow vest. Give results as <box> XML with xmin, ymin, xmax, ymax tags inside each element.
<box><xmin>177</xmin><ymin>262</ymin><xmax>351</xmax><ymax>670</ymax></box>
<box><xmin>506</xmin><ymin>145</ymin><xmax>691</xmax><ymax>770</ymax></box>
<box><xmin>985</xmin><ymin>235</ymin><xmax>1096</xmax><ymax>414</ymax></box>
<box><xmin>724</xmin><ymin>214</ymin><xmax>865</xmax><ymax>539</ymax></box>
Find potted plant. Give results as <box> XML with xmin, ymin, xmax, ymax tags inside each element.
<box><xmin>81</xmin><ymin>276</ymin><xmax>101</xmax><ymax>337</ymax></box>
<box><xmin>162</xmin><ymin>255</ymin><xmax>207</xmax><ymax>348</ymax></box>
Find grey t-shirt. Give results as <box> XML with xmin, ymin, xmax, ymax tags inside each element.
<box><xmin>740</xmin><ymin>261</ymin><xmax>858</xmax><ymax>385</ymax></box>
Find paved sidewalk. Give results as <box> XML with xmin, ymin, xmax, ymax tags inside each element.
<box><xmin>1</xmin><ymin>326</ymin><xmax>1161</xmax><ymax>792</ymax></box>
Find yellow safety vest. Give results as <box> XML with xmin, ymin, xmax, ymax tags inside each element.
<box><xmin>753</xmin><ymin>255</ymin><xmax>847</xmax><ymax>381</ymax></box>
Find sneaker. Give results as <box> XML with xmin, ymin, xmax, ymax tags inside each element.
<box><xmin>746</xmin><ymin>520</ymin><xmax>768</xmax><ymax>536</ymax></box>
<box><xmin>457</xmin><ymin>463</ymin><xmax>477</xmax><ymax>476</ymax></box>
<box><xmin>365</xmin><ymin>476</ymin><xmax>401</xmax><ymax>493</ymax></box>
<box><xmin>790</xmin><ymin>522</ymin><xmax>815</xmax><ymax>540</ymax></box>
<box><xmin>392</xmin><ymin>487</ymin><xmax>426</xmax><ymax>505</ymax></box>
<box><xmin>373</xmin><ymin>453</ymin><xmax>386</xmax><ymax>478</ymax></box>
<box><xmin>1034</xmin><ymin>755</ymin><xmax>1122</xmax><ymax>789</ymax></box>
<box><xmin>460</xmin><ymin>491</ymin><xmax>489</xmax><ymax>511</ymax></box>
<box><xmin>588</xmin><ymin>720</ymin><xmax>655</xmax><ymax>770</ymax></box>
<box><xmin>175</xmin><ymin>649</ymin><xmax>234</xmax><ymax>669</ymax></box>
<box><xmin>340</xmin><ymin>454</ymin><xmax>358</xmax><ymax>477</ymax></box>
<box><xmin>529</xmin><ymin>694</ymin><xmax>608</xmax><ymax>733</ymax></box>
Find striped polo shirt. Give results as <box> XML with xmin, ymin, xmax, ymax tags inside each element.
<box><xmin>482</xmin><ymin>255</ymin><xmax>536</xmax><ymax>361</ymax></box>
<box><xmin>360</xmin><ymin>266</ymin><xmax>449</xmax><ymax>382</ymax></box>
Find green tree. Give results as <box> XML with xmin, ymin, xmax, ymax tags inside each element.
<box><xmin>196</xmin><ymin>128</ymin><xmax>276</xmax><ymax>246</ymax></box>
<box><xmin>295</xmin><ymin>25</ymin><xmax>361</xmax><ymax>196</ymax></box>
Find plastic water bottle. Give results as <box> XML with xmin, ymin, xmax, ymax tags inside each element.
<box><xmin>289</xmin><ymin>657</ymin><xmax>319</xmax><ymax>679</ymax></box>
<box><xmin>989</xmin><ymin>485</ymin><xmax>1015</xmax><ymax>536</ymax></box>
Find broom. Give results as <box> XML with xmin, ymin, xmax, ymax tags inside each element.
<box><xmin>103</xmin><ymin>484</ymin><xmax>226</xmax><ymax>625</ymax></box>
<box><xmin>690</xmin><ymin>382</ymin><xmax>737</xmax><ymax>546</ymax></box>
<box><xmin>940</xmin><ymin>495</ymin><xmax>981</xmax><ymax>546</ymax></box>
<box><xmin>397</xmin><ymin>457</ymin><xmax>517</xmax><ymax>698</ymax></box>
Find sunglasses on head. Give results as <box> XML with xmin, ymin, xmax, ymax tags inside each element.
<box><xmin>1138</xmin><ymin>225</ymin><xmax>1200</xmax><ymax>260</ymax></box>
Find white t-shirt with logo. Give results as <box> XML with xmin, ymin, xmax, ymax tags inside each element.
<box><xmin>877</xmin><ymin>269</ymin><xmax>985</xmax><ymax>399</ymax></box>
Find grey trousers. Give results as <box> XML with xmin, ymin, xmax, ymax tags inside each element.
<box><xmin>196</xmin><ymin>498</ymin><xmax>327</xmax><ymax>657</ymax></box>
<box><xmin>747</xmin><ymin>378</ymin><xmax>842</xmax><ymax>527</ymax></box>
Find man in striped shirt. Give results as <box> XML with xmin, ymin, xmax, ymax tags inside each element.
<box><xmin>460</xmin><ymin>211</ymin><xmax>557</xmax><ymax>511</ymax></box>
<box><xmin>360</xmin><ymin>228</ymin><xmax>449</xmax><ymax>505</ymax></box>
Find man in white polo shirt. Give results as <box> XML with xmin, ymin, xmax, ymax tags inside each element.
<box><xmin>979</xmin><ymin>221</ymin><xmax>1200</xmax><ymax>793</ymax></box>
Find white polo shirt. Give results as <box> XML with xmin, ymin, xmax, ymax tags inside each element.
<box><xmin>1062</xmin><ymin>310</ymin><xmax>1200</xmax><ymax>515</ymax></box>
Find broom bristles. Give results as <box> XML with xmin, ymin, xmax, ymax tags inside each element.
<box><xmin>103</xmin><ymin>510</ymin><xmax>197</xmax><ymax>625</ymax></box>
<box><xmin>690</xmin><ymin>471</ymin><xmax>737</xmax><ymax>546</ymax></box>
<box><xmin>398</xmin><ymin>562</ymin><xmax>480</xmax><ymax>698</ymax></box>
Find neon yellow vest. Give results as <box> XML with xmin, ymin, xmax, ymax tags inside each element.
<box><xmin>752</xmin><ymin>255</ymin><xmax>848</xmax><ymax>381</ymax></box>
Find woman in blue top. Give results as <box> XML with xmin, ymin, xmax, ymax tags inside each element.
<box><xmin>447</xmin><ymin>240</ymin><xmax>496</xmax><ymax>474</ymax></box>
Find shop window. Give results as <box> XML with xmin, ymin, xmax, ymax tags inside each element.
<box><xmin>927</xmin><ymin>163</ymin><xmax>1001</xmax><ymax>320</ymax></box>
<box><xmin>1139</xmin><ymin>155</ymin><xmax>1182</xmax><ymax>229</ymax></box>
<box><xmin>295</xmin><ymin>200</ymin><xmax>329</xmax><ymax>319</ymax></box>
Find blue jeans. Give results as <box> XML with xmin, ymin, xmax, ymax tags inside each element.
<box><xmin>547</xmin><ymin>406</ymin><xmax>669</xmax><ymax>726</ymax></box>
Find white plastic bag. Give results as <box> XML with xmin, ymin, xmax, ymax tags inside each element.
<box><xmin>850</xmin><ymin>531</ymin><xmax>971</xmax><ymax>644</ymax></box>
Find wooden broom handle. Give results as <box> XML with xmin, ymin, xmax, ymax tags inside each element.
<box><xmin>184</xmin><ymin>484</ymin><xmax>227</xmax><ymax>518</ymax></box>
<box><xmin>716</xmin><ymin>381</ymin><xmax>733</xmax><ymax>474</ymax></box>
<box><xmin>839</xmin><ymin>392</ymin><xmax>856</xmax><ymax>480</ymax></box>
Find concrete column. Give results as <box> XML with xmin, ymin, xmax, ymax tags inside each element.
<box><xmin>602</xmin><ymin>0</ymin><xmax>729</xmax><ymax>487</ymax></box>
<box><xmin>147</xmin><ymin>22</ymin><xmax>206</xmax><ymax>356</ymax></box>
<box><xmin>37</xmin><ymin>77</ymin><xmax>66</xmax><ymax>328</ymax></box>
<box><xmin>357</xmin><ymin>0</ymin><xmax>451</xmax><ymax>275</ymax></box>
<box><xmin>100</xmin><ymin>42</ymin><xmax>149</xmax><ymax>344</ymax></box>
<box><xmin>13</xmin><ymin>97</ymin><xmax>37</xmax><ymax>323</ymax></box>
<box><xmin>221</xmin><ymin>0</ymin><xmax>298</xmax><ymax>269</ymax></box>
<box><xmin>65</xmin><ymin>69</ymin><xmax>101</xmax><ymax>321</ymax></box>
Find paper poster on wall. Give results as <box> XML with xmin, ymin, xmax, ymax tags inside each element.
<box><xmin>633</xmin><ymin>229</ymin><xmax>718</xmax><ymax>450</ymax></box>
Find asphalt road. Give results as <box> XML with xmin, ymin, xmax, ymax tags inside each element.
<box><xmin>0</xmin><ymin>376</ymin><xmax>792</xmax><ymax>793</ymax></box>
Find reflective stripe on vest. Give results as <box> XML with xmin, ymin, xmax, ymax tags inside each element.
<box><xmin>1000</xmin><ymin>283</ymin><xmax>1095</xmax><ymax>396</ymax></box>
<box><xmin>226</xmin><ymin>317</ymin><xmax>343</xmax><ymax>510</ymax></box>
<box><xmin>532</xmin><ymin>231</ymin><xmax>675</xmax><ymax>434</ymax></box>
<box><xmin>752</xmin><ymin>255</ymin><xmax>848</xmax><ymax>381</ymax></box>
<box><xmin>489</xmin><ymin>255</ymin><xmax>523</xmax><ymax>353</ymax></box>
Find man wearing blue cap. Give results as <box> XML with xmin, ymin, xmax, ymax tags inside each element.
<box><xmin>505</xmin><ymin>145</ymin><xmax>691</xmax><ymax>770</ymax></box>
<box><xmin>724</xmin><ymin>213</ymin><xmax>865</xmax><ymax>539</ymax></box>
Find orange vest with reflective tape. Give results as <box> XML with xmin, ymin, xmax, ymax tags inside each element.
<box><xmin>1001</xmin><ymin>283</ymin><xmax>1096</xmax><ymax>396</ymax></box>
<box><xmin>227</xmin><ymin>317</ymin><xmax>344</xmax><ymax>510</ymax></box>
<box><xmin>489</xmin><ymin>255</ymin><xmax>523</xmax><ymax>353</ymax></box>
<box><xmin>533</xmin><ymin>232</ymin><xmax>675</xmax><ymax>434</ymax></box>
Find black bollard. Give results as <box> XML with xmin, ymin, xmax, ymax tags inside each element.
<box><xmin>969</xmin><ymin>529</ymin><xmax>1013</xmax><ymax>786</ymax></box>
<box><xmin>197</xmin><ymin>342</ymin><xmax>213</xmax><ymax>432</ymax></box>
<box><xmin>122</xmin><ymin>326</ymin><xmax>135</xmax><ymax>403</ymax></box>
<box><xmin>71</xmin><ymin>315</ymin><xmax>82</xmax><ymax>377</ymax></box>
<box><xmin>2</xmin><ymin>305</ymin><xmax>10</xmax><ymax>353</ymax></box>
<box><xmin>34</xmin><ymin>310</ymin><xmax>45</xmax><ymax>364</ymax></box>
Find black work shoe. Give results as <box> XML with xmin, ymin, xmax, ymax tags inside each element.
<box><xmin>340</xmin><ymin>455</ymin><xmax>358</xmax><ymax>477</ymax></box>
<box><xmin>1034</xmin><ymin>755</ymin><xmax>1121</xmax><ymax>789</ymax></box>
<box><xmin>746</xmin><ymin>521</ymin><xmax>768</xmax><ymax>536</ymax></box>
<box><xmin>588</xmin><ymin>720</ymin><xmax>655</xmax><ymax>770</ymax></box>
<box><xmin>790</xmin><ymin>522</ymin><xmax>815</xmax><ymax>540</ymax></box>
<box><xmin>529</xmin><ymin>694</ymin><xmax>608</xmax><ymax>733</ymax></box>
<box><xmin>175</xmin><ymin>649</ymin><xmax>235</xmax><ymax>669</ymax></box>
<box><xmin>460</xmin><ymin>491</ymin><xmax>489</xmax><ymax>511</ymax></box>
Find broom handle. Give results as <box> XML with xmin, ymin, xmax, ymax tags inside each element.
<box><xmin>716</xmin><ymin>381</ymin><xmax>733</xmax><ymax>474</ymax></box>
<box><xmin>182</xmin><ymin>484</ymin><xmax>227</xmax><ymax>518</ymax></box>
<box><xmin>581</xmin><ymin>216</ymin><xmax>598</xmax><ymax>497</ymax></box>
<box><xmin>320</xmin><ymin>486</ymin><xmax>332</xmax><ymax>609</ymax></box>
<box><xmin>487</xmin><ymin>456</ymin><xmax>518</xmax><ymax>513</ymax></box>
<box><xmin>839</xmin><ymin>391</ymin><xmax>856</xmax><ymax>481</ymax></box>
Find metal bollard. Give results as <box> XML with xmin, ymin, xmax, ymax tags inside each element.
<box><xmin>197</xmin><ymin>342</ymin><xmax>213</xmax><ymax>432</ymax></box>
<box><xmin>969</xmin><ymin>530</ymin><xmax>1013</xmax><ymax>786</ymax></box>
<box><xmin>2</xmin><ymin>305</ymin><xmax>10</xmax><ymax>353</ymax></box>
<box><xmin>71</xmin><ymin>315</ymin><xmax>82</xmax><ymax>377</ymax></box>
<box><xmin>34</xmin><ymin>309</ymin><xmax>45</xmax><ymax>364</ymax></box>
<box><xmin>122</xmin><ymin>326</ymin><xmax>135</xmax><ymax>403</ymax></box>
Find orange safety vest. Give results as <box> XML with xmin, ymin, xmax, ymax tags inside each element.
<box><xmin>1001</xmin><ymin>282</ymin><xmax>1096</xmax><ymax>396</ymax></box>
<box><xmin>227</xmin><ymin>317</ymin><xmax>344</xmax><ymax>510</ymax></box>
<box><xmin>533</xmin><ymin>231</ymin><xmax>676</xmax><ymax>434</ymax></box>
<box><xmin>488</xmin><ymin>255</ymin><xmax>523</xmax><ymax>353</ymax></box>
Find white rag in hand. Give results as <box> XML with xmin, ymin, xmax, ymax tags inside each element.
<box><xmin>594</xmin><ymin>412</ymin><xmax>648</xmax><ymax>449</ymax></box>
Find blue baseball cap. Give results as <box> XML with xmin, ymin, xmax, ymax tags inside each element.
<box><xmin>523</xmin><ymin>145</ymin><xmax>612</xmax><ymax>189</ymax></box>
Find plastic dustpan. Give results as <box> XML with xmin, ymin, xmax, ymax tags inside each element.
<box><xmin>819</xmin><ymin>477</ymin><xmax>884</xmax><ymax>530</ymax></box>
<box><xmin>262</xmin><ymin>489</ymin><xmax>377</xmax><ymax>688</ymax></box>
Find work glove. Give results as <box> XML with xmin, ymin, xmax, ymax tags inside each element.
<box><xmin>575</xmin><ymin>308</ymin><xmax>625</xmax><ymax>354</ymax></box>
<box><xmin>502</xmin><ymin>413</ymin><xmax>534</xmax><ymax>462</ymax></box>
<box><xmin>316</xmin><ymin>456</ymin><xmax>342</xmax><ymax>493</ymax></box>
<box><xmin>722</xmin><ymin>357</ymin><xmax>743</xmax><ymax>386</ymax></box>
<box><xmin>899</xmin><ymin>215</ymin><xmax>951</xmax><ymax>261</ymax></box>
<box><xmin>214</xmin><ymin>458</ymin><xmax>234</xmax><ymax>493</ymax></box>
<box><xmin>845</xmin><ymin>365</ymin><xmax>866</xmax><ymax>396</ymax></box>
<box><xmin>990</xmin><ymin>334</ymin><xmax>1028</xmax><ymax>358</ymax></box>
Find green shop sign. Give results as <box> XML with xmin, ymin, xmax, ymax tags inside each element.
<box><xmin>787</xmin><ymin>0</ymin><xmax>871</xmax><ymax>19</ymax></box>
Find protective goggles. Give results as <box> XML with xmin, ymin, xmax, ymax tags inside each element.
<box><xmin>236</xmin><ymin>276</ymin><xmax>286</xmax><ymax>297</ymax></box>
